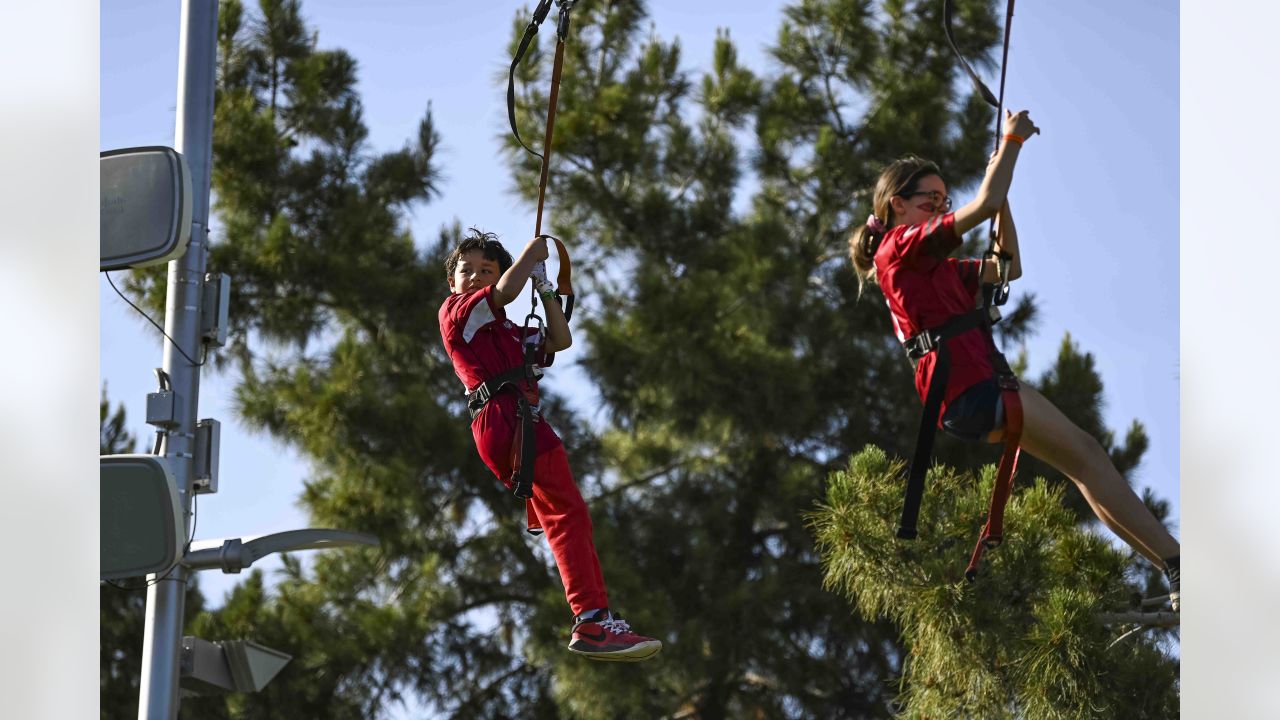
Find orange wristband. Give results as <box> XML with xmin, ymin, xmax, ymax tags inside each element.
<box><xmin>1003</xmin><ymin>133</ymin><xmax>1025</xmax><ymax>146</ymax></box>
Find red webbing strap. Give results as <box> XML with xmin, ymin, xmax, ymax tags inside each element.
<box><xmin>965</xmin><ymin>386</ymin><xmax>1023</xmax><ymax>582</ymax></box>
<box><xmin>526</xmin><ymin>500</ymin><xmax>543</xmax><ymax>536</ymax></box>
<box><xmin>537</xmin><ymin>234</ymin><xmax>575</xmax><ymax>367</ymax></box>
<box><xmin>550</xmin><ymin>234</ymin><xmax>573</xmax><ymax>300</ymax></box>
<box><xmin>534</xmin><ymin>38</ymin><xmax>566</xmax><ymax>239</ymax></box>
<box><xmin>507</xmin><ymin>393</ymin><xmax>538</xmax><ymax>501</ymax></box>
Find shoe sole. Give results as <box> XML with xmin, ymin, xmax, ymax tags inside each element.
<box><xmin>568</xmin><ymin>641</ymin><xmax>662</xmax><ymax>662</ymax></box>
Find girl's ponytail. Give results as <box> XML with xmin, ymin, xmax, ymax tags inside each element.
<box><xmin>848</xmin><ymin>155</ymin><xmax>941</xmax><ymax>299</ymax></box>
<box><xmin>849</xmin><ymin>214</ymin><xmax>888</xmax><ymax>298</ymax></box>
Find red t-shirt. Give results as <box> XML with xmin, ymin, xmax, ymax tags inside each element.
<box><xmin>438</xmin><ymin>286</ymin><xmax>562</xmax><ymax>478</ymax></box>
<box><xmin>874</xmin><ymin>212</ymin><xmax>996</xmax><ymax>417</ymax></box>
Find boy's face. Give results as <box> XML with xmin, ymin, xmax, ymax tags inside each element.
<box><xmin>448</xmin><ymin>249</ymin><xmax>502</xmax><ymax>295</ymax></box>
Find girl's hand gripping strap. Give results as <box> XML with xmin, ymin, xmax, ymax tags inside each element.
<box><xmin>945</xmin><ymin>0</ymin><xmax>1017</xmax><ymax>296</ymax></box>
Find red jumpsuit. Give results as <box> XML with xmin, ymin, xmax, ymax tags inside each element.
<box><xmin>439</xmin><ymin>286</ymin><xmax>608</xmax><ymax>615</ymax></box>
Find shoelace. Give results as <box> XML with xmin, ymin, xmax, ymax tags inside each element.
<box><xmin>599</xmin><ymin>616</ymin><xmax>632</xmax><ymax>636</ymax></box>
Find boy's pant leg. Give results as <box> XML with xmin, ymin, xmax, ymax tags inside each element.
<box><xmin>530</xmin><ymin>445</ymin><xmax>609</xmax><ymax>616</ymax></box>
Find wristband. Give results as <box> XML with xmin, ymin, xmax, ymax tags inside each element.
<box><xmin>1003</xmin><ymin>133</ymin><xmax>1025</xmax><ymax>146</ymax></box>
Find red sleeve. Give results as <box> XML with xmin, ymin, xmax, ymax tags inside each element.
<box><xmin>892</xmin><ymin>212</ymin><xmax>960</xmax><ymax>269</ymax></box>
<box><xmin>442</xmin><ymin>285</ymin><xmax>503</xmax><ymax>329</ymax></box>
<box><xmin>952</xmin><ymin>258</ymin><xmax>984</xmax><ymax>296</ymax></box>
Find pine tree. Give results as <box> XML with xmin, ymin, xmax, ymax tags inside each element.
<box><xmin>810</xmin><ymin>446</ymin><xmax>1179</xmax><ymax>718</ymax></box>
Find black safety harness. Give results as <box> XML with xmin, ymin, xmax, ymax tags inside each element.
<box><xmin>896</xmin><ymin>0</ymin><xmax>1023</xmax><ymax>582</ymax></box>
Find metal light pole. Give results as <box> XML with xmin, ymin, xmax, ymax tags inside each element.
<box><xmin>136</xmin><ymin>1</ymin><xmax>218</xmax><ymax>717</ymax></box>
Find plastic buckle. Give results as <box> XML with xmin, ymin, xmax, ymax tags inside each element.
<box><xmin>467</xmin><ymin>383</ymin><xmax>491</xmax><ymax>412</ymax></box>
<box><xmin>907</xmin><ymin>331</ymin><xmax>934</xmax><ymax>358</ymax></box>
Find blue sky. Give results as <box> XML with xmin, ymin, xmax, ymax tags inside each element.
<box><xmin>101</xmin><ymin>0</ymin><xmax>1179</xmax><ymax>614</ymax></box>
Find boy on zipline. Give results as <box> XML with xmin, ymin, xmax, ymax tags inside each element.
<box><xmin>848</xmin><ymin>110</ymin><xmax>1180</xmax><ymax>609</ymax></box>
<box><xmin>439</xmin><ymin>228</ymin><xmax>662</xmax><ymax>660</ymax></box>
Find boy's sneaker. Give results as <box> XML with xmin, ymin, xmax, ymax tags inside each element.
<box><xmin>568</xmin><ymin>609</ymin><xmax>662</xmax><ymax>662</ymax></box>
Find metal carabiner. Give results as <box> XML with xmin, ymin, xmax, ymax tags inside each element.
<box><xmin>555</xmin><ymin>0</ymin><xmax>575</xmax><ymax>40</ymax></box>
<box><xmin>984</xmin><ymin>249</ymin><xmax>1013</xmax><ymax>307</ymax></box>
<box><xmin>522</xmin><ymin>308</ymin><xmax>545</xmax><ymax>348</ymax></box>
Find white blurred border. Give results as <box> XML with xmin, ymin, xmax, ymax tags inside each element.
<box><xmin>0</xmin><ymin>1</ymin><xmax>98</xmax><ymax>717</ymax></box>
<box><xmin>1</xmin><ymin>0</ymin><xmax>1277</xmax><ymax>715</ymax></box>
<box><xmin>1183</xmin><ymin>0</ymin><xmax>1280</xmax><ymax>716</ymax></box>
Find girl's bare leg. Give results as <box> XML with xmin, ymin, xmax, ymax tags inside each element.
<box><xmin>990</xmin><ymin>385</ymin><xmax>1179</xmax><ymax>568</ymax></box>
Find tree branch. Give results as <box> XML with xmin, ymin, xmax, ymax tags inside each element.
<box><xmin>1097</xmin><ymin>611</ymin><xmax>1179</xmax><ymax>628</ymax></box>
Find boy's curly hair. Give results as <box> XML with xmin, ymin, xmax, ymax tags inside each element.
<box><xmin>445</xmin><ymin>227</ymin><xmax>514</xmax><ymax>278</ymax></box>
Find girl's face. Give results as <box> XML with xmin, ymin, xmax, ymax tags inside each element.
<box><xmin>890</xmin><ymin>173</ymin><xmax>951</xmax><ymax>227</ymax></box>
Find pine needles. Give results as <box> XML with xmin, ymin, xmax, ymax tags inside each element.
<box><xmin>809</xmin><ymin>446</ymin><xmax>1179</xmax><ymax>719</ymax></box>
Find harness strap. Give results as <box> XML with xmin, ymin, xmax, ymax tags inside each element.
<box><xmin>535</xmin><ymin>37</ymin><xmax>567</xmax><ymax>239</ymax></box>
<box><xmin>509</xmin><ymin>3</ymin><xmax>579</xmax><ymax>365</ymax></box>
<box><xmin>506</xmin><ymin>0</ymin><xmax>556</xmax><ymax>161</ymax></box>
<box><xmin>965</xmin><ymin>378</ymin><xmax>1022</xmax><ymax>581</ymax></box>
<box><xmin>897</xmin><ymin>309</ymin><xmax>989</xmax><ymax>538</ymax></box>
<box><xmin>467</xmin><ymin>363</ymin><xmax>543</xmax><ymax>501</ymax></box>
<box><xmin>944</xmin><ymin>0</ymin><xmax>1018</xmax><ymax>309</ymax></box>
<box><xmin>897</xmin><ymin>339</ymin><xmax>952</xmax><ymax>540</ymax></box>
<box><xmin>897</xmin><ymin>310</ymin><xmax>1026</xmax><ymax>582</ymax></box>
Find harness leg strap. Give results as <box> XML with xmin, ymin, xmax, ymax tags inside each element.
<box><xmin>898</xmin><ymin>340</ymin><xmax>951</xmax><ymax>540</ymax></box>
<box><xmin>965</xmin><ymin>383</ymin><xmax>1023</xmax><ymax>582</ymax></box>
<box><xmin>509</xmin><ymin>394</ymin><xmax>538</xmax><ymax>500</ymax></box>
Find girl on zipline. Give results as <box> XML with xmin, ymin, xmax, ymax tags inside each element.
<box><xmin>848</xmin><ymin>109</ymin><xmax>1179</xmax><ymax>609</ymax></box>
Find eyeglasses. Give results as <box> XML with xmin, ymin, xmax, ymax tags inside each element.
<box><xmin>900</xmin><ymin>190</ymin><xmax>952</xmax><ymax>212</ymax></box>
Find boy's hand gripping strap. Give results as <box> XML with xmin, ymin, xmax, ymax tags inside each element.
<box><xmin>533</xmin><ymin>233</ymin><xmax>575</xmax><ymax>367</ymax></box>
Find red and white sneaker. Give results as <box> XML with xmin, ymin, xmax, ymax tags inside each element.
<box><xmin>567</xmin><ymin>610</ymin><xmax>662</xmax><ymax>662</ymax></box>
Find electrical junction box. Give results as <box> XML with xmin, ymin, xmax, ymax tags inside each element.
<box><xmin>201</xmin><ymin>273</ymin><xmax>230</xmax><ymax>347</ymax></box>
<box><xmin>146</xmin><ymin>390</ymin><xmax>177</xmax><ymax>429</ymax></box>
<box><xmin>193</xmin><ymin>418</ymin><xmax>220</xmax><ymax>494</ymax></box>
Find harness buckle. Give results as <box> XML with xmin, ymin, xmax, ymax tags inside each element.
<box><xmin>905</xmin><ymin>330</ymin><xmax>937</xmax><ymax>360</ymax></box>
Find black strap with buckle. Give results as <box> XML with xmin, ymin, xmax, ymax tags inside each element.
<box><xmin>898</xmin><ymin>307</ymin><xmax>1001</xmax><ymax>539</ymax></box>
<box><xmin>903</xmin><ymin>308</ymin><xmax>993</xmax><ymax>360</ymax></box>
<box><xmin>466</xmin><ymin>362</ymin><xmax>544</xmax><ymax>500</ymax></box>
